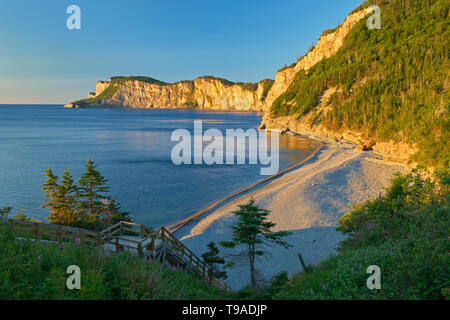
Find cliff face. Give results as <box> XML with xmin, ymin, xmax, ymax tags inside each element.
<box><xmin>69</xmin><ymin>77</ymin><xmax>268</xmax><ymax>111</ymax></box>
<box><xmin>261</xmin><ymin>9</ymin><xmax>367</xmax><ymax>114</ymax></box>
<box><xmin>95</xmin><ymin>81</ymin><xmax>110</xmax><ymax>97</ymax></box>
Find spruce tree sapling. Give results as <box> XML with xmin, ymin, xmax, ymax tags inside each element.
<box><xmin>220</xmin><ymin>198</ymin><xmax>292</xmax><ymax>288</ymax></box>
<box><xmin>201</xmin><ymin>241</ymin><xmax>227</xmax><ymax>284</ymax></box>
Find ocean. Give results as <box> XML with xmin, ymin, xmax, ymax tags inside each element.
<box><xmin>0</xmin><ymin>105</ymin><xmax>318</xmax><ymax>227</ymax></box>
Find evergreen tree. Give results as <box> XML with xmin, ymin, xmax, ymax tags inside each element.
<box><xmin>102</xmin><ymin>198</ymin><xmax>131</xmax><ymax>225</ymax></box>
<box><xmin>41</xmin><ymin>160</ymin><xmax>131</xmax><ymax>230</ymax></box>
<box><xmin>56</xmin><ymin>169</ymin><xmax>78</xmax><ymax>225</ymax></box>
<box><xmin>0</xmin><ymin>206</ymin><xmax>12</xmax><ymax>222</ymax></box>
<box><xmin>41</xmin><ymin>168</ymin><xmax>61</xmax><ymax>223</ymax></box>
<box><xmin>201</xmin><ymin>241</ymin><xmax>227</xmax><ymax>284</ymax></box>
<box><xmin>77</xmin><ymin>159</ymin><xmax>110</xmax><ymax>227</ymax></box>
<box><xmin>220</xmin><ymin>198</ymin><xmax>291</xmax><ymax>288</ymax></box>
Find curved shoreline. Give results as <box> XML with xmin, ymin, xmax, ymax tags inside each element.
<box><xmin>166</xmin><ymin>139</ymin><xmax>324</xmax><ymax>233</ymax></box>
<box><xmin>176</xmin><ymin>141</ymin><xmax>408</xmax><ymax>289</ymax></box>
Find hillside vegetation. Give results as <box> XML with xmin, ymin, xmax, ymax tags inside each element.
<box><xmin>271</xmin><ymin>0</ymin><xmax>449</xmax><ymax>167</ymax></box>
<box><xmin>0</xmin><ymin>223</ymin><xmax>229</xmax><ymax>299</ymax></box>
<box><xmin>237</xmin><ymin>166</ymin><xmax>449</xmax><ymax>300</ymax></box>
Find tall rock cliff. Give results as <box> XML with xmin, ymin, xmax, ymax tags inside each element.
<box><xmin>261</xmin><ymin>9</ymin><xmax>367</xmax><ymax>115</ymax></box>
<box><xmin>67</xmin><ymin>76</ymin><xmax>273</xmax><ymax>111</ymax></box>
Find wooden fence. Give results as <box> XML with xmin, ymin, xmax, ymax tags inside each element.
<box><xmin>10</xmin><ymin>219</ymin><xmax>102</xmax><ymax>245</ymax></box>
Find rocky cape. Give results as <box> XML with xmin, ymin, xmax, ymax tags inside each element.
<box><xmin>65</xmin><ymin>76</ymin><xmax>273</xmax><ymax>112</ymax></box>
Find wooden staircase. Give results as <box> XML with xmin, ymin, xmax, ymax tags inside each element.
<box><xmin>100</xmin><ymin>221</ymin><xmax>230</xmax><ymax>291</ymax></box>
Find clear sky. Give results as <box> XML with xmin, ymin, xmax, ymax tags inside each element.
<box><xmin>0</xmin><ymin>0</ymin><xmax>363</xmax><ymax>104</ymax></box>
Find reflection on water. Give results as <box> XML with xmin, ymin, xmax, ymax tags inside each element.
<box><xmin>0</xmin><ymin>105</ymin><xmax>318</xmax><ymax>228</ymax></box>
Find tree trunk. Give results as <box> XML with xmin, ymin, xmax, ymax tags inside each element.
<box><xmin>209</xmin><ymin>263</ymin><xmax>214</xmax><ymax>285</ymax></box>
<box><xmin>250</xmin><ymin>242</ymin><xmax>255</xmax><ymax>288</ymax></box>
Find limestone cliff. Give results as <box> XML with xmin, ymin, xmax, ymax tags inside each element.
<box><xmin>261</xmin><ymin>9</ymin><xmax>367</xmax><ymax>115</ymax></box>
<box><xmin>67</xmin><ymin>76</ymin><xmax>272</xmax><ymax>111</ymax></box>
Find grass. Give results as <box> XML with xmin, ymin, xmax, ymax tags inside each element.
<box><xmin>109</xmin><ymin>76</ymin><xmax>167</xmax><ymax>86</ymax></box>
<box><xmin>181</xmin><ymin>101</ymin><xmax>198</xmax><ymax>109</ymax></box>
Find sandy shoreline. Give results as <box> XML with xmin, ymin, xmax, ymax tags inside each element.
<box><xmin>175</xmin><ymin>141</ymin><xmax>407</xmax><ymax>290</ymax></box>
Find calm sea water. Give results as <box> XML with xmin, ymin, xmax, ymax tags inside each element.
<box><xmin>0</xmin><ymin>105</ymin><xmax>317</xmax><ymax>227</ymax></box>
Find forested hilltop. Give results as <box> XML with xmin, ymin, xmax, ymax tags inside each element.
<box><xmin>269</xmin><ymin>0</ymin><xmax>449</xmax><ymax>167</ymax></box>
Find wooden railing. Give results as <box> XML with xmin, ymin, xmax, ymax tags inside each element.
<box><xmin>7</xmin><ymin>219</ymin><xmax>231</xmax><ymax>292</ymax></box>
<box><xmin>100</xmin><ymin>221</ymin><xmax>153</xmax><ymax>239</ymax></box>
<box><xmin>9</xmin><ymin>219</ymin><xmax>102</xmax><ymax>245</ymax></box>
<box><xmin>100</xmin><ymin>224</ymin><xmax>230</xmax><ymax>291</ymax></box>
<box><xmin>156</xmin><ymin>227</ymin><xmax>230</xmax><ymax>292</ymax></box>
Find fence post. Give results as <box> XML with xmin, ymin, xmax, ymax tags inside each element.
<box><xmin>35</xmin><ymin>222</ymin><xmax>40</xmax><ymax>242</ymax></box>
<box><xmin>97</xmin><ymin>233</ymin><xmax>102</xmax><ymax>247</ymax></box>
<box><xmin>150</xmin><ymin>235</ymin><xmax>155</xmax><ymax>251</ymax></box>
<box><xmin>137</xmin><ymin>243</ymin><xmax>144</xmax><ymax>257</ymax></box>
<box><xmin>115</xmin><ymin>237</ymin><xmax>120</xmax><ymax>253</ymax></box>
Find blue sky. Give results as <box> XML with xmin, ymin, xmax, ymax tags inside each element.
<box><xmin>0</xmin><ymin>0</ymin><xmax>363</xmax><ymax>104</ymax></box>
